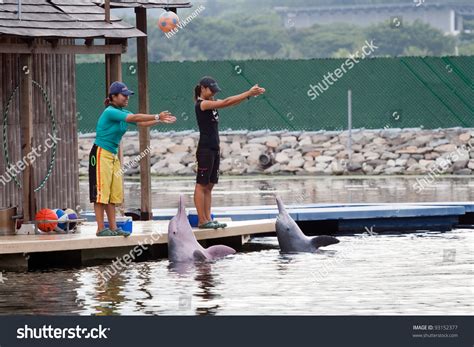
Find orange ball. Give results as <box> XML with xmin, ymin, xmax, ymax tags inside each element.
<box><xmin>158</xmin><ymin>11</ymin><xmax>179</xmax><ymax>33</ymax></box>
<box><xmin>35</xmin><ymin>208</ymin><xmax>58</xmax><ymax>232</ymax></box>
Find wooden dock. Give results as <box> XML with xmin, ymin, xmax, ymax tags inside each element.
<box><xmin>2</xmin><ymin>201</ymin><xmax>473</xmax><ymax>271</ymax></box>
<box><xmin>0</xmin><ymin>219</ymin><xmax>275</xmax><ymax>271</ymax></box>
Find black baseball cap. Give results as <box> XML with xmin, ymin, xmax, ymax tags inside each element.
<box><xmin>199</xmin><ymin>76</ymin><xmax>221</xmax><ymax>93</ymax></box>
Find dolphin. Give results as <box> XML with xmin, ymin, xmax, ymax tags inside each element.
<box><xmin>275</xmin><ymin>196</ymin><xmax>340</xmax><ymax>253</ymax></box>
<box><xmin>168</xmin><ymin>196</ymin><xmax>236</xmax><ymax>263</ymax></box>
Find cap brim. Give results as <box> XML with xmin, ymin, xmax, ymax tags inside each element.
<box><xmin>121</xmin><ymin>90</ymin><xmax>134</xmax><ymax>96</ymax></box>
<box><xmin>210</xmin><ymin>85</ymin><xmax>221</xmax><ymax>93</ymax></box>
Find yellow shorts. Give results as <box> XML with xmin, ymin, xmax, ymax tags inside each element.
<box><xmin>88</xmin><ymin>144</ymin><xmax>123</xmax><ymax>204</ymax></box>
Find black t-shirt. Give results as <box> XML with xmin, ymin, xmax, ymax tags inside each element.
<box><xmin>195</xmin><ymin>98</ymin><xmax>220</xmax><ymax>150</ymax></box>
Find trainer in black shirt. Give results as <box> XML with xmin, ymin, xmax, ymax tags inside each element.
<box><xmin>195</xmin><ymin>97</ymin><xmax>220</xmax><ymax>150</ymax></box>
<box><xmin>193</xmin><ymin>76</ymin><xmax>266</xmax><ymax>229</ymax></box>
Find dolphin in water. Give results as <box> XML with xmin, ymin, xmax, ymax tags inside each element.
<box><xmin>275</xmin><ymin>196</ymin><xmax>340</xmax><ymax>253</ymax></box>
<box><xmin>168</xmin><ymin>196</ymin><xmax>236</xmax><ymax>263</ymax></box>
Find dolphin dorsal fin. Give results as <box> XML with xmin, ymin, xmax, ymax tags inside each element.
<box><xmin>311</xmin><ymin>235</ymin><xmax>340</xmax><ymax>249</ymax></box>
<box><xmin>206</xmin><ymin>245</ymin><xmax>236</xmax><ymax>259</ymax></box>
<box><xmin>193</xmin><ymin>249</ymin><xmax>208</xmax><ymax>261</ymax></box>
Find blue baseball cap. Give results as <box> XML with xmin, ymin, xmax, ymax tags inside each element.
<box><xmin>109</xmin><ymin>81</ymin><xmax>134</xmax><ymax>96</ymax></box>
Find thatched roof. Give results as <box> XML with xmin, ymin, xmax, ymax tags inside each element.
<box><xmin>0</xmin><ymin>0</ymin><xmax>145</xmax><ymax>38</ymax></box>
<box><xmin>94</xmin><ymin>0</ymin><xmax>192</xmax><ymax>9</ymax></box>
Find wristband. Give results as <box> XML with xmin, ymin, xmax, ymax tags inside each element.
<box><xmin>154</xmin><ymin>114</ymin><xmax>161</xmax><ymax>122</ymax></box>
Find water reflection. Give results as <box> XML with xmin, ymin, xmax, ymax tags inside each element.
<box><xmin>0</xmin><ymin>228</ymin><xmax>472</xmax><ymax>315</ymax></box>
<box><xmin>1</xmin><ymin>177</ymin><xmax>472</xmax><ymax>315</ymax></box>
<box><xmin>79</xmin><ymin>176</ymin><xmax>474</xmax><ymax>211</ymax></box>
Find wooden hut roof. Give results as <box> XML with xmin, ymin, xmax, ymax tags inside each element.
<box><xmin>94</xmin><ymin>0</ymin><xmax>192</xmax><ymax>9</ymax></box>
<box><xmin>0</xmin><ymin>0</ymin><xmax>146</xmax><ymax>38</ymax></box>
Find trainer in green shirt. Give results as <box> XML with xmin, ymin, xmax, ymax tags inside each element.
<box><xmin>95</xmin><ymin>105</ymin><xmax>133</xmax><ymax>154</ymax></box>
<box><xmin>89</xmin><ymin>81</ymin><xmax>177</xmax><ymax>237</ymax></box>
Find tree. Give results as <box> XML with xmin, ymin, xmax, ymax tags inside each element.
<box><xmin>364</xmin><ymin>19</ymin><xmax>456</xmax><ymax>57</ymax></box>
<box><xmin>290</xmin><ymin>23</ymin><xmax>363</xmax><ymax>58</ymax></box>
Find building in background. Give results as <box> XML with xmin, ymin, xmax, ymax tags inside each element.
<box><xmin>275</xmin><ymin>2</ymin><xmax>474</xmax><ymax>35</ymax></box>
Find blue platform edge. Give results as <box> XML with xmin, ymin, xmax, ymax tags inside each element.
<box><xmin>82</xmin><ymin>202</ymin><xmax>474</xmax><ymax>223</ymax></box>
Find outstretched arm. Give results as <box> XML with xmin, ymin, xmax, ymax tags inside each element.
<box><xmin>125</xmin><ymin>111</ymin><xmax>176</xmax><ymax>124</ymax></box>
<box><xmin>137</xmin><ymin>118</ymin><xmax>175</xmax><ymax>127</ymax></box>
<box><xmin>200</xmin><ymin>84</ymin><xmax>266</xmax><ymax>111</ymax></box>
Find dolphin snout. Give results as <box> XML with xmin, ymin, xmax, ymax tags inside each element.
<box><xmin>276</xmin><ymin>196</ymin><xmax>287</xmax><ymax>214</ymax></box>
<box><xmin>169</xmin><ymin>196</ymin><xmax>189</xmax><ymax>231</ymax></box>
<box><xmin>178</xmin><ymin>195</ymin><xmax>186</xmax><ymax>213</ymax></box>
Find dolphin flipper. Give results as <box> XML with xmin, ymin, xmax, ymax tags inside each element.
<box><xmin>310</xmin><ymin>235</ymin><xmax>340</xmax><ymax>249</ymax></box>
<box><xmin>205</xmin><ymin>245</ymin><xmax>236</xmax><ymax>259</ymax></box>
<box><xmin>193</xmin><ymin>249</ymin><xmax>209</xmax><ymax>261</ymax></box>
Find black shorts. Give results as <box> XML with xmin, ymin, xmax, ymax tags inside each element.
<box><xmin>196</xmin><ymin>148</ymin><xmax>220</xmax><ymax>185</ymax></box>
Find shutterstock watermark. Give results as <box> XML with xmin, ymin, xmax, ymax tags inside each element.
<box><xmin>414</xmin><ymin>0</ymin><xmax>425</xmax><ymax>7</ymax></box>
<box><xmin>165</xmin><ymin>5</ymin><xmax>206</xmax><ymax>39</ymax></box>
<box><xmin>307</xmin><ymin>40</ymin><xmax>379</xmax><ymax>100</ymax></box>
<box><xmin>97</xmin><ymin>228</ymin><xmax>162</xmax><ymax>287</ymax></box>
<box><xmin>311</xmin><ymin>226</ymin><xmax>378</xmax><ymax>282</ymax></box>
<box><xmin>0</xmin><ymin>132</ymin><xmax>61</xmax><ymax>186</ymax></box>
<box><xmin>17</xmin><ymin>325</ymin><xmax>109</xmax><ymax>339</ymax></box>
<box><xmin>178</xmin><ymin>295</ymin><xmax>192</xmax><ymax>311</ymax></box>
<box><xmin>115</xmin><ymin>144</ymin><xmax>152</xmax><ymax>177</ymax></box>
<box><xmin>442</xmin><ymin>249</ymin><xmax>456</xmax><ymax>263</ymax></box>
<box><xmin>0</xmin><ymin>272</ymin><xmax>7</xmax><ymax>284</ymax></box>
<box><xmin>413</xmin><ymin>139</ymin><xmax>474</xmax><ymax>193</ymax></box>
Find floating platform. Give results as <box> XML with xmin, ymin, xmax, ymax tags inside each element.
<box><xmin>0</xmin><ymin>219</ymin><xmax>274</xmax><ymax>271</ymax></box>
<box><xmin>148</xmin><ymin>201</ymin><xmax>474</xmax><ymax>233</ymax></box>
<box><xmin>2</xmin><ymin>202</ymin><xmax>473</xmax><ymax>271</ymax></box>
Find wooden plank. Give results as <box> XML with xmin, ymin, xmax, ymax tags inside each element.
<box><xmin>0</xmin><ymin>12</ymin><xmax>123</xmax><ymax>22</ymax></box>
<box><xmin>0</xmin><ymin>47</ymin><xmax>20</xmax><ymax>209</ymax></box>
<box><xmin>136</xmin><ymin>7</ymin><xmax>152</xmax><ymax>221</ymax></box>
<box><xmin>19</xmin><ymin>54</ymin><xmax>36</xmax><ymax>221</ymax></box>
<box><xmin>0</xmin><ymin>219</ymin><xmax>275</xmax><ymax>255</ymax></box>
<box><xmin>49</xmin><ymin>3</ymin><xmax>105</xmax><ymax>15</ymax></box>
<box><xmin>0</xmin><ymin>43</ymin><xmax>125</xmax><ymax>54</ymax></box>
<box><xmin>0</xmin><ymin>4</ymin><xmax>64</xmax><ymax>13</ymax></box>
<box><xmin>0</xmin><ymin>27</ymin><xmax>146</xmax><ymax>38</ymax></box>
<box><xmin>68</xmin><ymin>50</ymin><xmax>81</xmax><ymax>214</ymax></box>
<box><xmin>105</xmin><ymin>0</ymin><xmax>111</xmax><ymax>23</ymax></box>
<box><xmin>0</xmin><ymin>38</ymin><xmax>80</xmax><ymax>213</ymax></box>
<box><xmin>0</xmin><ymin>19</ymin><xmax>137</xmax><ymax>29</ymax></box>
<box><xmin>94</xmin><ymin>0</ymin><xmax>192</xmax><ymax>9</ymax></box>
<box><xmin>50</xmin><ymin>0</ymin><xmax>100</xmax><ymax>5</ymax></box>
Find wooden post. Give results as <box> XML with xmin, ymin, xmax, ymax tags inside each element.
<box><xmin>105</xmin><ymin>0</ymin><xmax>111</xmax><ymax>23</ymax></box>
<box><xmin>19</xmin><ymin>54</ymin><xmax>35</xmax><ymax>221</ymax></box>
<box><xmin>136</xmin><ymin>7</ymin><xmax>152</xmax><ymax>221</ymax></box>
<box><xmin>105</xmin><ymin>47</ymin><xmax>125</xmax><ymax>211</ymax></box>
<box><xmin>105</xmin><ymin>43</ymin><xmax>122</xmax><ymax>90</ymax></box>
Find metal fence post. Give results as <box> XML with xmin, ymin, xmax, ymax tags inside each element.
<box><xmin>347</xmin><ymin>89</ymin><xmax>352</xmax><ymax>167</ymax></box>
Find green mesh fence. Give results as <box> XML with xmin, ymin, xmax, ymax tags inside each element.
<box><xmin>76</xmin><ymin>56</ymin><xmax>474</xmax><ymax>133</ymax></box>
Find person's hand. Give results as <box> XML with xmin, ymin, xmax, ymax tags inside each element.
<box><xmin>159</xmin><ymin>111</ymin><xmax>177</xmax><ymax>123</ymax></box>
<box><xmin>249</xmin><ymin>84</ymin><xmax>266</xmax><ymax>97</ymax></box>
